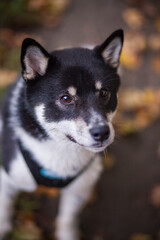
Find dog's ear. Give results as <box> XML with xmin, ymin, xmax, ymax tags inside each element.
<box><xmin>21</xmin><ymin>38</ymin><xmax>50</xmax><ymax>81</ymax></box>
<box><xmin>95</xmin><ymin>29</ymin><xmax>124</xmax><ymax>68</ymax></box>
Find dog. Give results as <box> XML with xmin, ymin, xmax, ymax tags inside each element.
<box><xmin>0</xmin><ymin>29</ymin><xmax>123</xmax><ymax>240</ymax></box>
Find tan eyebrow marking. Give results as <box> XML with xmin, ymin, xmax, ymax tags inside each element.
<box><xmin>95</xmin><ymin>81</ymin><xmax>102</xmax><ymax>90</ymax></box>
<box><xmin>68</xmin><ymin>86</ymin><xmax>77</xmax><ymax>96</ymax></box>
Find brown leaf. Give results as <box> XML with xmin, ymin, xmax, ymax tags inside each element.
<box><xmin>0</xmin><ymin>70</ymin><xmax>17</xmax><ymax>87</ymax></box>
<box><xmin>28</xmin><ymin>0</ymin><xmax>48</xmax><ymax>11</ymax></box>
<box><xmin>13</xmin><ymin>220</ymin><xmax>42</xmax><ymax>240</ymax></box>
<box><xmin>148</xmin><ymin>34</ymin><xmax>160</xmax><ymax>51</ymax></box>
<box><xmin>35</xmin><ymin>186</ymin><xmax>59</xmax><ymax>197</ymax></box>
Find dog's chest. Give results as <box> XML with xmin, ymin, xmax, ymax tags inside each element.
<box><xmin>18</xmin><ymin>128</ymin><xmax>94</xmax><ymax>178</ymax></box>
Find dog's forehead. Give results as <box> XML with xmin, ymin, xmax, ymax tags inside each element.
<box><xmin>61</xmin><ymin>66</ymin><xmax>94</xmax><ymax>90</ymax></box>
<box><xmin>49</xmin><ymin>47</ymin><xmax>118</xmax><ymax>95</ymax></box>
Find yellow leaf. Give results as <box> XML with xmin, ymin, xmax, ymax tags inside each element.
<box><xmin>129</xmin><ymin>233</ymin><xmax>152</xmax><ymax>240</ymax></box>
<box><xmin>120</xmin><ymin>49</ymin><xmax>141</xmax><ymax>70</ymax></box>
<box><xmin>120</xmin><ymin>31</ymin><xmax>146</xmax><ymax>70</ymax></box>
<box><xmin>122</xmin><ymin>8</ymin><xmax>144</xmax><ymax>29</ymax></box>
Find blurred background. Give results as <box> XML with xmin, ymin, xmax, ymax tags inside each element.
<box><xmin>0</xmin><ymin>0</ymin><xmax>160</xmax><ymax>239</ymax></box>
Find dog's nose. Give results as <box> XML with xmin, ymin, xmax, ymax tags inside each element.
<box><xmin>89</xmin><ymin>125</ymin><xmax>110</xmax><ymax>142</ymax></box>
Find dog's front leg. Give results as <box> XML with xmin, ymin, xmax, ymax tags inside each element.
<box><xmin>55</xmin><ymin>155</ymin><xmax>103</xmax><ymax>240</ymax></box>
<box><xmin>0</xmin><ymin>168</ymin><xmax>19</xmax><ymax>240</ymax></box>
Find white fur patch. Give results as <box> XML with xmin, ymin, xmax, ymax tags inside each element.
<box><xmin>89</xmin><ymin>108</ymin><xmax>106</xmax><ymax>126</ymax></box>
<box><xmin>9</xmin><ymin>151</ymin><xmax>37</xmax><ymax>192</ymax></box>
<box><xmin>55</xmin><ymin>154</ymin><xmax>103</xmax><ymax>240</ymax></box>
<box><xmin>68</xmin><ymin>86</ymin><xmax>77</xmax><ymax>96</ymax></box>
<box><xmin>95</xmin><ymin>81</ymin><xmax>102</xmax><ymax>90</ymax></box>
<box><xmin>8</xmin><ymin>79</ymin><xmax>24</xmax><ymax>129</ymax></box>
<box><xmin>35</xmin><ymin>104</ymin><xmax>115</xmax><ymax>153</ymax></box>
<box><xmin>82</xmin><ymin>44</ymin><xmax>94</xmax><ymax>49</ymax></box>
<box><xmin>0</xmin><ymin>168</ymin><xmax>19</xmax><ymax>237</ymax></box>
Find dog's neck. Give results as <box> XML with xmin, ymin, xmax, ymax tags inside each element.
<box><xmin>15</xmin><ymin>125</ymin><xmax>95</xmax><ymax>177</ymax></box>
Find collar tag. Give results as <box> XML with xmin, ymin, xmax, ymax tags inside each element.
<box><xmin>40</xmin><ymin>169</ymin><xmax>62</xmax><ymax>180</ymax></box>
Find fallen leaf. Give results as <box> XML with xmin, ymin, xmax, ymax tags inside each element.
<box><xmin>43</xmin><ymin>0</ymin><xmax>70</xmax><ymax>28</ymax></box>
<box><xmin>51</xmin><ymin>0</ymin><xmax>70</xmax><ymax>12</ymax></box>
<box><xmin>120</xmin><ymin>49</ymin><xmax>142</xmax><ymax>70</ymax></box>
<box><xmin>115</xmin><ymin>88</ymin><xmax>160</xmax><ymax>136</ymax></box>
<box><xmin>122</xmin><ymin>8</ymin><xmax>144</xmax><ymax>29</ymax></box>
<box><xmin>129</xmin><ymin>233</ymin><xmax>152</xmax><ymax>240</ymax></box>
<box><xmin>0</xmin><ymin>70</ymin><xmax>17</xmax><ymax>87</ymax></box>
<box><xmin>119</xmin><ymin>89</ymin><xmax>142</xmax><ymax>110</ymax></box>
<box><xmin>28</xmin><ymin>0</ymin><xmax>48</xmax><ymax>11</ymax></box>
<box><xmin>125</xmin><ymin>31</ymin><xmax>147</xmax><ymax>52</ymax></box>
<box><xmin>13</xmin><ymin>220</ymin><xmax>42</xmax><ymax>240</ymax></box>
<box><xmin>120</xmin><ymin>31</ymin><xmax>146</xmax><ymax>70</ymax></box>
<box><xmin>35</xmin><ymin>186</ymin><xmax>59</xmax><ymax>197</ymax></box>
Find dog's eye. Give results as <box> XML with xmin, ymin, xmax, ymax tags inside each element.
<box><xmin>99</xmin><ymin>89</ymin><xmax>110</xmax><ymax>99</ymax></box>
<box><xmin>60</xmin><ymin>95</ymin><xmax>72</xmax><ymax>104</ymax></box>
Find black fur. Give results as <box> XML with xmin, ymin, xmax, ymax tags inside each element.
<box><xmin>1</xmin><ymin>29</ymin><xmax>123</xmax><ymax>172</ymax></box>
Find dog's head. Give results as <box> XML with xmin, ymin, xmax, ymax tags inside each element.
<box><xmin>21</xmin><ymin>29</ymin><xmax>123</xmax><ymax>152</ymax></box>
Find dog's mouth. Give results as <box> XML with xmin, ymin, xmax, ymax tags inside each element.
<box><xmin>86</xmin><ymin>141</ymin><xmax>111</xmax><ymax>152</ymax></box>
<box><xmin>66</xmin><ymin>134</ymin><xmax>77</xmax><ymax>143</ymax></box>
<box><xmin>66</xmin><ymin>134</ymin><xmax>111</xmax><ymax>152</ymax></box>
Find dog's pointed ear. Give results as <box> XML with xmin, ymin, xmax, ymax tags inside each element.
<box><xmin>21</xmin><ymin>38</ymin><xmax>50</xmax><ymax>81</ymax></box>
<box><xmin>95</xmin><ymin>29</ymin><xmax>124</xmax><ymax>68</ymax></box>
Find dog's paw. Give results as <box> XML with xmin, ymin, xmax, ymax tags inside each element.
<box><xmin>55</xmin><ymin>219</ymin><xmax>79</xmax><ymax>240</ymax></box>
<box><xmin>55</xmin><ymin>230</ymin><xmax>79</xmax><ymax>240</ymax></box>
<box><xmin>0</xmin><ymin>222</ymin><xmax>12</xmax><ymax>240</ymax></box>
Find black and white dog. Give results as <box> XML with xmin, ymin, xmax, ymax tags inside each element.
<box><xmin>0</xmin><ymin>29</ymin><xmax>123</xmax><ymax>240</ymax></box>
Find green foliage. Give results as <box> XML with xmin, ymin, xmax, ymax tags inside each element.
<box><xmin>0</xmin><ymin>0</ymin><xmax>43</xmax><ymax>28</ymax></box>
